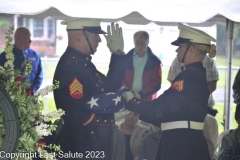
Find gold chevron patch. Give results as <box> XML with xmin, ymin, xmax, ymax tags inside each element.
<box><xmin>171</xmin><ymin>80</ymin><xmax>184</xmax><ymax>92</ymax></box>
<box><xmin>69</xmin><ymin>77</ymin><xmax>83</xmax><ymax>99</ymax></box>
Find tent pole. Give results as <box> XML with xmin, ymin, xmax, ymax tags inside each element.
<box><xmin>224</xmin><ymin>19</ymin><xmax>234</xmax><ymax>131</ymax></box>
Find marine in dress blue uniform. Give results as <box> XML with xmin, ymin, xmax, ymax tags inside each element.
<box><xmin>122</xmin><ymin>23</ymin><xmax>217</xmax><ymax>160</ymax></box>
<box><xmin>53</xmin><ymin>18</ymin><xmax>125</xmax><ymax>160</ymax></box>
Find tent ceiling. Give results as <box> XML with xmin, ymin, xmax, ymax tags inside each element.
<box><xmin>0</xmin><ymin>0</ymin><xmax>240</xmax><ymax>26</ymax></box>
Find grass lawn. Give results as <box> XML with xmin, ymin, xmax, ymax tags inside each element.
<box><xmin>215</xmin><ymin>55</ymin><xmax>239</xmax><ymax>87</ymax></box>
<box><xmin>214</xmin><ymin>103</ymin><xmax>237</xmax><ymax>134</ymax></box>
<box><xmin>216</xmin><ymin>55</ymin><xmax>240</xmax><ymax>67</ymax></box>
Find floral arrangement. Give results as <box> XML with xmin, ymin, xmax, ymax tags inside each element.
<box><xmin>0</xmin><ymin>26</ymin><xmax>64</xmax><ymax>160</ymax></box>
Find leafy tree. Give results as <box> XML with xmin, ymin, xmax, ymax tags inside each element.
<box><xmin>216</xmin><ymin>24</ymin><xmax>227</xmax><ymax>56</ymax></box>
<box><xmin>0</xmin><ymin>19</ymin><xmax>10</xmax><ymax>28</ymax></box>
<box><xmin>217</xmin><ymin>24</ymin><xmax>240</xmax><ymax>57</ymax></box>
<box><xmin>233</xmin><ymin>27</ymin><xmax>240</xmax><ymax>56</ymax></box>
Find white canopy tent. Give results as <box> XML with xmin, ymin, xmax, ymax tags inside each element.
<box><xmin>0</xmin><ymin>0</ymin><xmax>240</xmax><ymax>26</ymax></box>
<box><xmin>0</xmin><ymin>0</ymin><xmax>240</xmax><ymax>130</ymax></box>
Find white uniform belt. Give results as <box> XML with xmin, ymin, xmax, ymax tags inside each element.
<box><xmin>161</xmin><ymin>121</ymin><xmax>204</xmax><ymax>131</ymax></box>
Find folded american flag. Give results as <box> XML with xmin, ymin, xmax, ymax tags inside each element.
<box><xmin>85</xmin><ymin>86</ymin><xmax>129</xmax><ymax>114</ymax></box>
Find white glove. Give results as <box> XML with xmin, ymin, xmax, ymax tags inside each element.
<box><xmin>104</xmin><ymin>22</ymin><xmax>124</xmax><ymax>54</ymax></box>
<box><xmin>122</xmin><ymin>91</ymin><xmax>134</xmax><ymax>102</ymax></box>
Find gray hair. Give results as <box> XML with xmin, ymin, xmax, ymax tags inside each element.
<box><xmin>134</xmin><ymin>31</ymin><xmax>149</xmax><ymax>41</ymax></box>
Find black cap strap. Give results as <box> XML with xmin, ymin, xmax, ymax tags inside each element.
<box><xmin>181</xmin><ymin>43</ymin><xmax>192</xmax><ymax>71</ymax></box>
<box><xmin>83</xmin><ymin>30</ymin><xmax>94</xmax><ymax>55</ymax></box>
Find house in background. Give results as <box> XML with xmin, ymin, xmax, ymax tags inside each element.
<box><xmin>0</xmin><ymin>15</ymin><xmax>57</xmax><ymax>57</ymax></box>
<box><xmin>17</xmin><ymin>16</ymin><xmax>57</xmax><ymax>57</ymax></box>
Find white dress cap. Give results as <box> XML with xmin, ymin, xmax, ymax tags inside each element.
<box><xmin>171</xmin><ymin>23</ymin><xmax>216</xmax><ymax>46</ymax></box>
<box><xmin>179</xmin><ymin>23</ymin><xmax>216</xmax><ymax>44</ymax></box>
<box><xmin>61</xmin><ymin>18</ymin><xmax>106</xmax><ymax>34</ymax></box>
<box><xmin>61</xmin><ymin>18</ymin><xmax>101</xmax><ymax>29</ymax></box>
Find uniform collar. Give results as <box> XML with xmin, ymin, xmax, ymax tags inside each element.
<box><xmin>185</xmin><ymin>62</ymin><xmax>203</xmax><ymax>69</ymax></box>
<box><xmin>65</xmin><ymin>46</ymin><xmax>92</xmax><ymax>62</ymax></box>
<box><xmin>186</xmin><ymin>62</ymin><xmax>203</xmax><ymax>67</ymax></box>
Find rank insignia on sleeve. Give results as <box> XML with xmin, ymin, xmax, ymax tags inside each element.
<box><xmin>171</xmin><ymin>80</ymin><xmax>184</xmax><ymax>92</ymax></box>
<box><xmin>69</xmin><ymin>77</ymin><xmax>83</xmax><ymax>99</ymax></box>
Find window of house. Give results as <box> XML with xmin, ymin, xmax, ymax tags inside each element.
<box><xmin>48</xmin><ymin>19</ymin><xmax>53</xmax><ymax>38</ymax></box>
<box><xmin>17</xmin><ymin>17</ymin><xmax>23</xmax><ymax>27</ymax></box>
<box><xmin>33</xmin><ymin>19</ymin><xmax>44</xmax><ymax>38</ymax></box>
<box><xmin>21</xmin><ymin>17</ymin><xmax>56</xmax><ymax>40</ymax></box>
<box><xmin>25</xmin><ymin>19</ymin><xmax>30</xmax><ymax>28</ymax></box>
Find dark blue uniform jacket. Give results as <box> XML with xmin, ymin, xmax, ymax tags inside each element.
<box><xmin>53</xmin><ymin>47</ymin><xmax>125</xmax><ymax>160</ymax></box>
<box><xmin>126</xmin><ymin>62</ymin><xmax>211</xmax><ymax>160</ymax></box>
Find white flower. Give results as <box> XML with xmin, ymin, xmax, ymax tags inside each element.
<box><xmin>35</xmin><ymin>122</ymin><xmax>52</xmax><ymax>136</ymax></box>
<box><xmin>35</xmin><ymin>85</ymin><xmax>55</xmax><ymax>97</ymax></box>
<box><xmin>36</xmin><ymin>122</ymin><xmax>49</xmax><ymax>129</ymax></box>
<box><xmin>31</xmin><ymin>109</ymin><xmax>38</xmax><ymax>115</ymax></box>
<box><xmin>44</xmin><ymin>109</ymin><xmax>65</xmax><ymax>122</ymax></box>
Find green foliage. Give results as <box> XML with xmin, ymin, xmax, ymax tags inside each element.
<box><xmin>214</xmin><ymin>103</ymin><xmax>237</xmax><ymax>134</ymax></box>
<box><xmin>18</xmin><ymin>132</ymin><xmax>35</xmax><ymax>151</ymax></box>
<box><xmin>216</xmin><ymin>24</ymin><xmax>227</xmax><ymax>56</ymax></box>
<box><xmin>0</xmin><ymin>26</ymin><xmax>63</xmax><ymax>159</ymax></box>
<box><xmin>216</xmin><ymin>55</ymin><xmax>240</xmax><ymax>67</ymax></box>
<box><xmin>217</xmin><ymin>24</ymin><xmax>240</xmax><ymax>56</ymax></box>
<box><xmin>162</xmin><ymin>67</ymin><xmax>171</xmax><ymax>84</ymax></box>
<box><xmin>0</xmin><ymin>19</ymin><xmax>10</xmax><ymax>28</ymax></box>
<box><xmin>46</xmin><ymin>143</ymin><xmax>61</xmax><ymax>151</ymax></box>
